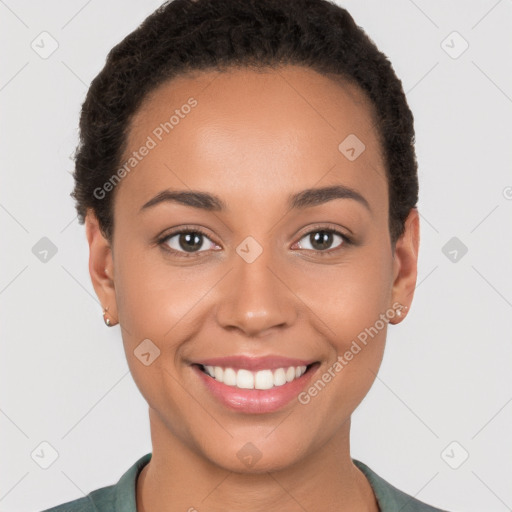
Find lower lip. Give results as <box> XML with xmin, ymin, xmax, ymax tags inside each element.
<box><xmin>192</xmin><ymin>364</ymin><xmax>319</xmax><ymax>414</ymax></box>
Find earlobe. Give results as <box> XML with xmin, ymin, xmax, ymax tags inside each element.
<box><xmin>85</xmin><ymin>210</ymin><xmax>118</xmax><ymax>326</ymax></box>
<box><xmin>389</xmin><ymin>208</ymin><xmax>420</xmax><ymax>325</ymax></box>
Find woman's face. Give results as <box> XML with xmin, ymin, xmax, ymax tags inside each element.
<box><xmin>87</xmin><ymin>65</ymin><xmax>419</xmax><ymax>472</ymax></box>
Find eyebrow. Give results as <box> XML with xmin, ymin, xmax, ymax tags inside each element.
<box><xmin>140</xmin><ymin>185</ymin><xmax>371</xmax><ymax>213</ymax></box>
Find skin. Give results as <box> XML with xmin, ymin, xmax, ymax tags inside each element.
<box><xmin>86</xmin><ymin>65</ymin><xmax>419</xmax><ymax>511</ymax></box>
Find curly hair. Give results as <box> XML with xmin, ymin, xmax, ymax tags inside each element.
<box><xmin>71</xmin><ymin>0</ymin><xmax>418</xmax><ymax>246</ymax></box>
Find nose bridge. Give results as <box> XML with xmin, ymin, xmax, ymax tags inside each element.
<box><xmin>215</xmin><ymin>236</ymin><xmax>296</xmax><ymax>336</ymax></box>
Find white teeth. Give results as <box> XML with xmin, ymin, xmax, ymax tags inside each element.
<box><xmin>285</xmin><ymin>366</ymin><xmax>296</xmax><ymax>382</ymax></box>
<box><xmin>202</xmin><ymin>364</ymin><xmax>309</xmax><ymax>389</ymax></box>
<box><xmin>273</xmin><ymin>368</ymin><xmax>287</xmax><ymax>386</ymax></box>
<box><xmin>255</xmin><ymin>369</ymin><xmax>274</xmax><ymax>390</ymax></box>
<box><xmin>237</xmin><ymin>369</ymin><xmax>254</xmax><ymax>389</ymax></box>
<box><xmin>223</xmin><ymin>367</ymin><xmax>237</xmax><ymax>386</ymax></box>
<box><xmin>214</xmin><ymin>366</ymin><xmax>223</xmax><ymax>382</ymax></box>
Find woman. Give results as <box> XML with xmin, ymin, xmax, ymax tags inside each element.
<box><xmin>42</xmin><ymin>0</ymin><xmax>450</xmax><ymax>510</ymax></box>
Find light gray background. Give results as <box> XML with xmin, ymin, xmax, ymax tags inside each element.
<box><xmin>1</xmin><ymin>1</ymin><xmax>511</xmax><ymax>511</ymax></box>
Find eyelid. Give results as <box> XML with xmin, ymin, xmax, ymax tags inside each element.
<box><xmin>294</xmin><ymin>222</ymin><xmax>353</xmax><ymax>242</ymax></box>
<box><xmin>292</xmin><ymin>223</ymin><xmax>353</xmax><ymax>254</ymax></box>
<box><xmin>156</xmin><ymin>225</ymin><xmax>220</xmax><ymax>258</ymax></box>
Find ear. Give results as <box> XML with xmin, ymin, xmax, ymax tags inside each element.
<box><xmin>389</xmin><ymin>208</ymin><xmax>420</xmax><ymax>324</ymax></box>
<box><xmin>85</xmin><ymin>209</ymin><xmax>118</xmax><ymax>325</ymax></box>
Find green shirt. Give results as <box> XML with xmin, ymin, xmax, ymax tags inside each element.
<box><xmin>41</xmin><ymin>453</ymin><xmax>449</xmax><ymax>511</ymax></box>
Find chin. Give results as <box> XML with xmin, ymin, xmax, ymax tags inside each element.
<box><xmin>202</xmin><ymin>436</ymin><xmax>308</xmax><ymax>474</ymax></box>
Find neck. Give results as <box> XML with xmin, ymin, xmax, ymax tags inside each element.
<box><xmin>136</xmin><ymin>408</ymin><xmax>379</xmax><ymax>512</ymax></box>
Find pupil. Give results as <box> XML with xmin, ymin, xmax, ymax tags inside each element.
<box><xmin>311</xmin><ymin>231</ymin><xmax>332</xmax><ymax>250</ymax></box>
<box><xmin>180</xmin><ymin>232</ymin><xmax>203</xmax><ymax>252</ymax></box>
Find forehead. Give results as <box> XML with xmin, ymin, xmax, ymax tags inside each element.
<box><xmin>128</xmin><ymin>65</ymin><xmax>379</xmax><ymax>146</ymax></box>
<box><xmin>115</xmin><ymin>65</ymin><xmax>387</xmax><ymax>215</ymax></box>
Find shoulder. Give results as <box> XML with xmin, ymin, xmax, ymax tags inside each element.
<box><xmin>39</xmin><ymin>453</ymin><xmax>152</xmax><ymax>512</ymax></box>
<box><xmin>40</xmin><ymin>485</ymin><xmax>115</xmax><ymax>512</ymax></box>
<box><xmin>353</xmin><ymin>459</ymin><xmax>450</xmax><ymax>512</ymax></box>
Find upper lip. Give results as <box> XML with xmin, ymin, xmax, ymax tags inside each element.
<box><xmin>192</xmin><ymin>355</ymin><xmax>317</xmax><ymax>372</ymax></box>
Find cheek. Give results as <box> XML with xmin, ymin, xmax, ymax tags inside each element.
<box><xmin>113</xmin><ymin>238</ymin><xmax>187</xmax><ymax>337</ymax></box>
<box><xmin>295</xmin><ymin>239</ymin><xmax>393</xmax><ymax>387</ymax></box>
<box><xmin>112</xmin><ymin>240</ymin><xmax>221</xmax><ymax>378</ymax></box>
<box><xmin>114</xmin><ymin>252</ymin><xmax>160</xmax><ymax>338</ymax></box>
<box><xmin>331</xmin><ymin>246</ymin><xmax>393</xmax><ymax>395</ymax></box>
<box><xmin>295</xmin><ymin>243</ymin><xmax>393</xmax><ymax>337</ymax></box>
<box><xmin>112</xmin><ymin>248</ymin><xmax>192</xmax><ymax>414</ymax></box>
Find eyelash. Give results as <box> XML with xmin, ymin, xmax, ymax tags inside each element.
<box><xmin>156</xmin><ymin>225</ymin><xmax>353</xmax><ymax>259</ymax></box>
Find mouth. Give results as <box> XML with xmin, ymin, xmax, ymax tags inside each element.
<box><xmin>191</xmin><ymin>359</ymin><xmax>321</xmax><ymax>414</ymax></box>
<box><xmin>194</xmin><ymin>362</ymin><xmax>318</xmax><ymax>390</ymax></box>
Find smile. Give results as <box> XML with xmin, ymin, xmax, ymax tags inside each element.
<box><xmin>191</xmin><ymin>356</ymin><xmax>320</xmax><ymax>414</ymax></box>
<box><xmin>200</xmin><ymin>364</ymin><xmax>309</xmax><ymax>390</ymax></box>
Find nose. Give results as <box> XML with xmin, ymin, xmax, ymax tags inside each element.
<box><xmin>215</xmin><ymin>243</ymin><xmax>297</xmax><ymax>338</ymax></box>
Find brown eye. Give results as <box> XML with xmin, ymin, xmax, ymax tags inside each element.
<box><xmin>176</xmin><ymin>232</ymin><xmax>204</xmax><ymax>252</ymax></box>
<box><xmin>296</xmin><ymin>229</ymin><xmax>347</xmax><ymax>252</ymax></box>
<box><xmin>160</xmin><ymin>229</ymin><xmax>218</xmax><ymax>256</ymax></box>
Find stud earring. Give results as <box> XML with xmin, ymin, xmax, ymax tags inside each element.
<box><xmin>396</xmin><ymin>305</ymin><xmax>409</xmax><ymax>318</ymax></box>
<box><xmin>103</xmin><ymin>306</ymin><xmax>113</xmax><ymax>327</ymax></box>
